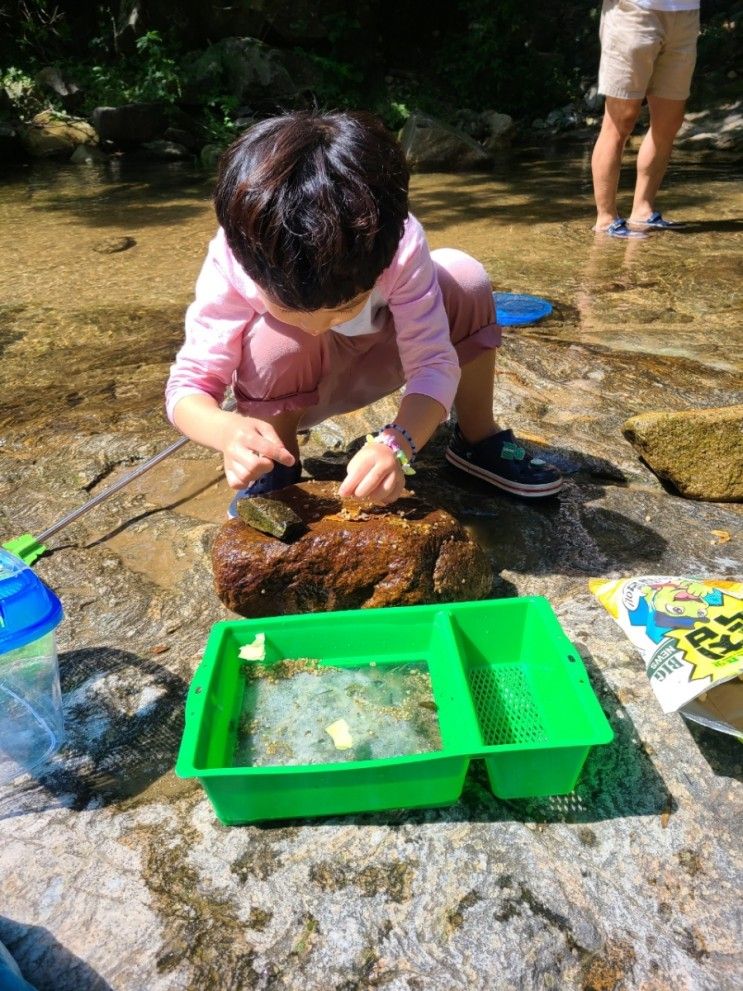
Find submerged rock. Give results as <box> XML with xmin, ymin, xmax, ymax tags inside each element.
<box><xmin>211</xmin><ymin>480</ymin><xmax>493</xmax><ymax>617</ymax></box>
<box><xmin>93</xmin><ymin>236</ymin><xmax>136</xmax><ymax>254</ymax></box>
<box><xmin>623</xmin><ymin>405</ymin><xmax>743</xmax><ymax>502</ymax></box>
<box><xmin>141</xmin><ymin>139</ymin><xmax>190</xmax><ymax>160</ymax></box>
<box><xmin>70</xmin><ymin>144</ymin><xmax>107</xmax><ymax>164</ymax></box>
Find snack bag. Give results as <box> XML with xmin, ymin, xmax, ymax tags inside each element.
<box><xmin>590</xmin><ymin>576</ymin><xmax>743</xmax><ymax>738</ymax></box>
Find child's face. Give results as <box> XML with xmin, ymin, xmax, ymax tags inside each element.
<box><xmin>262</xmin><ymin>291</ymin><xmax>371</xmax><ymax>336</ymax></box>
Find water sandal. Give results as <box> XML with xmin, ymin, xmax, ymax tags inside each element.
<box><xmin>445</xmin><ymin>426</ymin><xmax>563</xmax><ymax>498</ymax></box>
<box><xmin>630</xmin><ymin>211</ymin><xmax>682</xmax><ymax>230</ymax></box>
<box><xmin>227</xmin><ymin>461</ymin><xmax>302</xmax><ymax>519</ymax></box>
<box><xmin>595</xmin><ymin>218</ymin><xmax>647</xmax><ymax>239</ymax></box>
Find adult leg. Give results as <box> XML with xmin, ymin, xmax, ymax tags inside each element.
<box><xmin>629</xmin><ymin>93</ymin><xmax>687</xmax><ymax>222</ymax></box>
<box><xmin>591</xmin><ymin>96</ymin><xmax>644</xmax><ymax>230</ymax></box>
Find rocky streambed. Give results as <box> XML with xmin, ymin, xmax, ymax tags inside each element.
<box><xmin>0</xmin><ymin>153</ymin><xmax>741</xmax><ymax>990</ymax></box>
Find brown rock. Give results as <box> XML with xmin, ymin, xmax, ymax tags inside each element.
<box><xmin>20</xmin><ymin>110</ymin><xmax>98</xmax><ymax>158</ymax></box>
<box><xmin>211</xmin><ymin>481</ymin><xmax>492</xmax><ymax>617</ymax></box>
<box><xmin>623</xmin><ymin>405</ymin><xmax>743</xmax><ymax>502</ymax></box>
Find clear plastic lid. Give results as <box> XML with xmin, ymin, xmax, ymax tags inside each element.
<box><xmin>0</xmin><ymin>548</ymin><xmax>63</xmax><ymax>655</ymax></box>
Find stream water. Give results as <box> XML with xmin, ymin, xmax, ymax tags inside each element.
<box><xmin>1</xmin><ymin>143</ymin><xmax>740</xmax><ymax>587</ymax></box>
<box><xmin>1</xmin><ymin>147</ymin><xmax>740</xmax><ymax>379</ymax></box>
<box><xmin>233</xmin><ymin>660</ymin><xmax>441</xmax><ymax>767</ymax></box>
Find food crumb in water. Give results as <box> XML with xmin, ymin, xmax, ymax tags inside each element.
<box><xmin>326</xmin><ymin>718</ymin><xmax>354</xmax><ymax>749</ymax></box>
<box><xmin>239</xmin><ymin>633</ymin><xmax>266</xmax><ymax>661</ymax></box>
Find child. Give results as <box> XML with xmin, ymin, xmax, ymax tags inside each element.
<box><xmin>166</xmin><ymin>110</ymin><xmax>562</xmax><ymax>516</ymax></box>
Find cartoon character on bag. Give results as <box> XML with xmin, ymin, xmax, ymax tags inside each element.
<box><xmin>629</xmin><ymin>579</ymin><xmax>724</xmax><ymax>644</ymax></box>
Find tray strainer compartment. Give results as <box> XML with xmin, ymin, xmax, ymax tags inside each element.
<box><xmin>468</xmin><ymin>664</ymin><xmax>549</xmax><ymax>746</ymax></box>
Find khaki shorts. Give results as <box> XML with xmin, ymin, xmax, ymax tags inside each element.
<box><xmin>599</xmin><ymin>0</ymin><xmax>699</xmax><ymax>101</ymax></box>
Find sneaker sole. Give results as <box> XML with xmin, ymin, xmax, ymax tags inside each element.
<box><xmin>445</xmin><ymin>449</ymin><xmax>564</xmax><ymax>497</ymax></box>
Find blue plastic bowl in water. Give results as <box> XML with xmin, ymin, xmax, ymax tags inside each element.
<box><xmin>494</xmin><ymin>292</ymin><xmax>553</xmax><ymax>326</ymax></box>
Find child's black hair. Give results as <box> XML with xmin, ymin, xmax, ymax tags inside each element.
<box><xmin>214</xmin><ymin>110</ymin><xmax>410</xmax><ymax>311</ymax></box>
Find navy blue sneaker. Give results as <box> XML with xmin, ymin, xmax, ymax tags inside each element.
<box><xmin>445</xmin><ymin>426</ymin><xmax>563</xmax><ymax>498</ymax></box>
<box><xmin>227</xmin><ymin>461</ymin><xmax>302</xmax><ymax>519</ymax></box>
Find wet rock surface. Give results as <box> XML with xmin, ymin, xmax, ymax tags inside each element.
<box><xmin>92</xmin><ymin>235</ymin><xmax>137</xmax><ymax>254</ymax></box>
<box><xmin>623</xmin><ymin>405</ymin><xmax>743</xmax><ymax>502</ymax></box>
<box><xmin>0</xmin><ymin>156</ymin><xmax>741</xmax><ymax>991</ymax></box>
<box><xmin>212</xmin><ymin>482</ymin><xmax>493</xmax><ymax>616</ymax></box>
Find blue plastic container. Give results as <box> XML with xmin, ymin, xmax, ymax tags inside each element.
<box><xmin>0</xmin><ymin>549</ymin><xmax>64</xmax><ymax>785</ymax></box>
<box><xmin>494</xmin><ymin>292</ymin><xmax>553</xmax><ymax>326</ymax></box>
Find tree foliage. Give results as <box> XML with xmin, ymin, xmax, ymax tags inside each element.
<box><xmin>0</xmin><ymin>0</ymin><xmax>739</xmax><ymax>132</ymax></box>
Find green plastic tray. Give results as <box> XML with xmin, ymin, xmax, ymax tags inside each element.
<box><xmin>175</xmin><ymin>597</ymin><xmax>613</xmax><ymax>824</ymax></box>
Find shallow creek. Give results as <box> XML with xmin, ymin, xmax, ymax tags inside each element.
<box><xmin>1</xmin><ymin>145</ymin><xmax>740</xmax><ymax>586</ymax></box>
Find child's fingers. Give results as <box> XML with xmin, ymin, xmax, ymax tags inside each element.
<box><xmin>251</xmin><ymin>424</ymin><xmax>295</xmax><ymax>466</ymax></box>
<box><xmin>380</xmin><ymin>470</ymin><xmax>405</xmax><ymax>502</ymax></box>
<box><xmin>338</xmin><ymin>449</ymin><xmax>371</xmax><ymax>496</ymax></box>
<box><xmin>339</xmin><ymin>453</ymin><xmax>380</xmax><ymax>497</ymax></box>
<box><xmin>225</xmin><ymin>452</ymin><xmax>274</xmax><ymax>488</ymax></box>
<box><xmin>363</xmin><ymin>480</ymin><xmax>404</xmax><ymax>506</ymax></box>
<box><xmin>351</xmin><ymin>463</ymin><xmax>394</xmax><ymax>500</ymax></box>
<box><xmin>239</xmin><ymin>438</ymin><xmax>293</xmax><ymax>468</ymax></box>
<box><xmin>367</xmin><ymin>470</ymin><xmax>405</xmax><ymax>506</ymax></box>
<box><xmin>340</xmin><ymin>444</ymin><xmax>403</xmax><ymax>500</ymax></box>
<box><xmin>338</xmin><ymin>473</ymin><xmax>364</xmax><ymax>498</ymax></box>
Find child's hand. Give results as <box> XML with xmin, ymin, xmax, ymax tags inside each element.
<box><xmin>339</xmin><ymin>441</ymin><xmax>406</xmax><ymax>505</ymax></box>
<box><xmin>220</xmin><ymin>414</ymin><xmax>295</xmax><ymax>489</ymax></box>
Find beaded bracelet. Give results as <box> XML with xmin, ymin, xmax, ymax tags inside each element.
<box><xmin>365</xmin><ymin>434</ymin><xmax>416</xmax><ymax>476</ymax></box>
<box><xmin>382</xmin><ymin>421</ymin><xmax>417</xmax><ymax>459</ymax></box>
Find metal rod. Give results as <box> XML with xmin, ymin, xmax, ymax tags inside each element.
<box><xmin>36</xmin><ymin>434</ymin><xmax>190</xmax><ymax>542</ymax></box>
<box><xmin>34</xmin><ymin>395</ymin><xmax>236</xmax><ymax>545</ymax></box>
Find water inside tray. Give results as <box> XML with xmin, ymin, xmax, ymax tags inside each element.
<box><xmin>233</xmin><ymin>659</ymin><xmax>442</xmax><ymax>767</ymax></box>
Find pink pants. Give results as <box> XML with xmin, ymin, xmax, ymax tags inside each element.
<box><xmin>233</xmin><ymin>249</ymin><xmax>500</xmax><ymax>428</ymax></box>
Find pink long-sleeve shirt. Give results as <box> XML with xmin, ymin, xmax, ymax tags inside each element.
<box><xmin>165</xmin><ymin>213</ymin><xmax>460</xmax><ymax>423</ymax></box>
